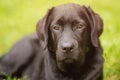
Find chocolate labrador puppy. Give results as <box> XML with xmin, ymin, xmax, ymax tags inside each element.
<box><xmin>0</xmin><ymin>3</ymin><xmax>104</xmax><ymax>80</ymax></box>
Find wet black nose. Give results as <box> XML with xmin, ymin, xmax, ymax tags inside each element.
<box><xmin>61</xmin><ymin>42</ymin><xmax>74</xmax><ymax>52</ymax></box>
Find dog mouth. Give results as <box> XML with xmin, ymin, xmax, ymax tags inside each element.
<box><xmin>62</xmin><ymin>58</ymin><xmax>79</xmax><ymax>67</ymax></box>
<box><xmin>57</xmin><ymin>58</ymin><xmax>82</xmax><ymax>74</ymax></box>
<box><xmin>63</xmin><ymin>58</ymin><xmax>75</xmax><ymax>64</ymax></box>
<box><xmin>63</xmin><ymin>58</ymin><xmax>77</xmax><ymax>70</ymax></box>
<box><xmin>56</xmin><ymin>51</ymin><xmax>85</xmax><ymax>73</ymax></box>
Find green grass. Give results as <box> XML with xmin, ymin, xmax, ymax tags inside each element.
<box><xmin>0</xmin><ymin>0</ymin><xmax>120</xmax><ymax>80</ymax></box>
<box><xmin>1</xmin><ymin>72</ymin><xmax>28</xmax><ymax>80</ymax></box>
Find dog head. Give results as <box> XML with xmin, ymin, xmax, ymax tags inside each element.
<box><xmin>36</xmin><ymin>3</ymin><xmax>103</xmax><ymax>73</ymax></box>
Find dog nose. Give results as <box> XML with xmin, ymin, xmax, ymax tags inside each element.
<box><xmin>61</xmin><ymin>42</ymin><xmax>74</xmax><ymax>52</ymax></box>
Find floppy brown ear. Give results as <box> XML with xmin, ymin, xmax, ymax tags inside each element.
<box><xmin>83</xmin><ymin>6</ymin><xmax>103</xmax><ymax>47</ymax></box>
<box><xmin>36</xmin><ymin>8</ymin><xmax>54</xmax><ymax>48</ymax></box>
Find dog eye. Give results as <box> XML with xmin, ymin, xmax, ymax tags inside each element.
<box><xmin>73</xmin><ymin>23</ymin><xmax>85</xmax><ymax>31</ymax></box>
<box><xmin>53</xmin><ymin>24</ymin><xmax>62</xmax><ymax>31</ymax></box>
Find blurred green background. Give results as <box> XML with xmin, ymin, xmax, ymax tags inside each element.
<box><xmin>0</xmin><ymin>0</ymin><xmax>120</xmax><ymax>80</ymax></box>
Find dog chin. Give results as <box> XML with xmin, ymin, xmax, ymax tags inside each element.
<box><xmin>57</xmin><ymin>59</ymin><xmax>83</xmax><ymax>74</ymax></box>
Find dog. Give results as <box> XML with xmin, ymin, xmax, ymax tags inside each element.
<box><xmin>0</xmin><ymin>3</ymin><xmax>104</xmax><ymax>80</ymax></box>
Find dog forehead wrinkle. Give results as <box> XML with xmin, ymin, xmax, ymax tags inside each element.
<box><xmin>53</xmin><ymin>5</ymin><xmax>79</xmax><ymax>22</ymax></box>
<box><xmin>52</xmin><ymin>6</ymin><xmax>87</xmax><ymax>26</ymax></box>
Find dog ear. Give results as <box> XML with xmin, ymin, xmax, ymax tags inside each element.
<box><xmin>83</xmin><ymin>6</ymin><xmax>103</xmax><ymax>47</ymax></box>
<box><xmin>36</xmin><ymin>8</ymin><xmax>54</xmax><ymax>48</ymax></box>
